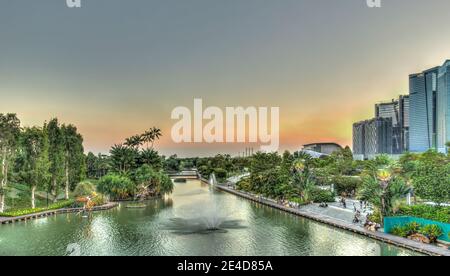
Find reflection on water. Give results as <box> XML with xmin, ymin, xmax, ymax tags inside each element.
<box><xmin>0</xmin><ymin>180</ymin><xmax>422</xmax><ymax>256</ymax></box>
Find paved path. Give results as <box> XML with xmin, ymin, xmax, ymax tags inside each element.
<box><xmin>0</xmin><ymin>202</ymin><xmax>118</xmax><ymax>225</ymax></box>
<box><xmin>215</xmin><ymin>184</ymin><xmax>450</xmax><ymax>256</ymax></box>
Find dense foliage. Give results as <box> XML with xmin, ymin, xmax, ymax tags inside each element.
<box><xmin>396</xmin><ymin>205</ymin><xmax>450</xmax><ymax>224</ymax></box>
<box><xmin>1</xmin><ymin>114</ymin><xmax>85</xmax><ymax>212</ymax></box>
<box><xmin>95</xmin><ymin>129</ymin><xmax>173</xmax><ymax>201</ymax></box>
<box><xmin>0</xmin><ymin>199</ymin><xmax>76</xmax><ymax>217</ymax></box>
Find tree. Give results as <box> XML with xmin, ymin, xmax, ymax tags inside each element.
<box><xmin>138</xmin><ymin>149</ymin><xmax>163</xmax><ymax>170</ymax></box>
<box><xmin>412</xmin><ymin>159</ymin><xmax>449</xmax><ymax>205</ymax></box>
<box><xmin>328</xmin><ymin>146</ymin><xmax>355</xmax><ymax>175</ymax></box>
<box><xmin>19</xmin><ymin>127</ymin><xmax>51</xmax><ymax>208</ymax></box>
<box><xmin>97</xmin><ymin>174</ymin><xmax>135</xmax><ymax>200</ymax></box>
<box><xmin>46</xmin><ymin>119</ymin><xmax>65</xmax><ymax>203</ymax></box>
<box><xmin>292</xmin><ymin>159</ymin><xmax>316</xmax><ymax>202</ymax></box>
<box><xmin>0</xmin><ymin>114</ymin><xmax>21</xmax><ymax>212</ymax></box>
<box><xmin>86</xmin><ymin>152</ymin><xmax>98</xmax><ymax>178</ymax></box>
<box><xmin>110</xmin><ymin>144</ymin><xmax>138</xmax><ymax>174</ymax></box>
<box><xmin>61</xmin><ymin>124</ymin><xmax>85</xmax><ymax>199</ymax></box>
<box><xmin>142</xmin><ymin>127</ymin><xmax>162</xmax><ymax>149</ymax></box>
<box><xmin>134</xmin><ymin>164</ymin><xmax>174</xmax><ymax>197</ymax></box>
<box><xmin>359</xmin><ymin>169</ymin><xmax>410</xmax><ymax>225</ymax></box>
<box><xmin>164</xmin><ymin>155</ymin><xmax>181</xmax><ymax>172</ymax></box>
<box><xmin>124</xmin><ymin>135</ymin><xmax>143</xmax><ymax>149</ymax></box>
<box><xmin>73</xmin><ymin>180</ymin><xmax>96</xmax><ymax>198</ymax></box>
<box><xmin>158</xmin><ymin>173</ymin><xmax>174</xmax><ymax>195</ymax></box>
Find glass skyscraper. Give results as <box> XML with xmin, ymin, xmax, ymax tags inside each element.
<box><xmin>353</xmin><ymin>118</ymin><xmax>393</xmax><ymax>159</ymax></box>
<box><xmin>409</xmin><ymin>60</ymin><xmax>450</xmax><ymax>153</ymax></box>
<box><xmin>375</xmin><ymin>95</ymin><xmax>410</xmax><ymax>154</ymax></box>
<box><xmin>437</xmin><ymin>60</ymin><xmax>450</xmax><ymax>152</ymax></box>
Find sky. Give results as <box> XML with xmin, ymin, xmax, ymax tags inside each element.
<box><xmin>1</xmin><ymin>0</ymin><xmax>450</xmax><ymax>157</ymax></box>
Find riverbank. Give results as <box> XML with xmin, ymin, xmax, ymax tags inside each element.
<box><xmin>214</xmin><ymin>184</ymin><xmax>450</xmax><ymax>256</ymax></box>
<box><xmin>0</xmin><ymin>202</ymin><xmax>118</xmax><ymax>225</ymax></box>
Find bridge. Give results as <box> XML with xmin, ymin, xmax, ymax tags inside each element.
<box><xmin>168</xmin><ymin>170</ymin><xmax>201</xmax><ymax>180</ymax></box>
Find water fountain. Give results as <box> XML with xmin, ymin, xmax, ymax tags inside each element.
<box><xmin>209</xmin><ymin>173</ymin><xmax>217</xmax><ymax>186</ymax></box>
<box><xmin>163</xmin><ymin>182</ymin><xmax>245</xmax><ymax>235</ymax></box>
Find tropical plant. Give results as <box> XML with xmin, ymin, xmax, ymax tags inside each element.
<box><xmin>110</xmin><ymin>144</ymin><xmax>138</xmax><ymax>174</ymax></box>
<box><xmin>292</xmin><ymin>159</ymin><xmax>316</xmax><ymax>202</ymax></box>
<box><xmin>142</xmin><ymin>127</ymin><xmax>162</xmax><ymax>149</ymax></box>
<box><xmin>73</xmin><ymin>181</ymin><xmax>96</xmax><ymax>198</ymax></box>
<box><xmin>97</xmin><ymin>174</ymin><xmax>135</xmax><ymax>200</ymax></box>
<box><xmin>138</xmin><ymin>149</ymin><xmax>163</xmax><ymax>170</ymax></box>
<box><xmin>396</xmin><ymin>205</ymin><xmax>450</xmax><ymax>223</ymax></box>
<box><xmin>391</xmin><ymin>225</ymin><xmax>409</xmax><ymax>238</ymax></box>
<box><xmin>419</xmin><ymin>224</ymin><xmax>443</xmax><ymax>243</ymax></box>
<box><xmin>309</xmin><ymin>188</ymin><xmax>336</xmax><ymax>203</ymax></box>
<box><xmin>412</xmin><ymin>155</ymin><xmax>449</xmax><ymax>205</ymax></box>
<box><xmin>358</xmin><ymin>169</ymin><xmax>410</xmax><ymax>225</ymax></box>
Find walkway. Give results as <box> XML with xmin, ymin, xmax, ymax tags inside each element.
<box><xmin>0</xmin><ymin>202</ymin><xmax>118</xmax><ymax>225</ymax></box>
<box><xmin>215</xmin><ymin>184</ymin><xmax>450</xmax><ymax>256</ymax></box>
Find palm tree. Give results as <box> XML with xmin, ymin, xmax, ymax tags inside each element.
<box><xmin>292</xmin><ymin>159</ymin><xmax>315</xmax><ymax>202</ymax></box>
<box><xmin>142</xmin><ymin>127</ymin><xmax>162</xmax><ymax>149</ymax></box>
<box><xmin>124</xmin><ymin>135</ymin><xmax>143</xmax><ymax>149</ymax></box>
<box><xmin>359</xmin><ymin>169</ymin><xmax>410</xmax><ymax>225</ymax></box>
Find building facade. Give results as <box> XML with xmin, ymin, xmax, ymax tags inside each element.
<box><xmin>409</xmin><ymin>60</ymin><xmax>450</xmax><ymax>153</ymax></box>
<box><xmin>302</xmin><ymin>143</ymin><xmax>343</xmax><ymax>155</ymax></box>
<box><xmin>353</xmin><ymin>118</ymin><xmax>393</xmax><ymax>159</ymax></box>
<box><xmin>375</xmin><ymin>95</ymin><xmax>410</xmax><ymax>154</ymax></box>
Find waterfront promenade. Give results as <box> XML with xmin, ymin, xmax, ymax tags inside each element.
<box><xmin>214</xmin><ymin>184</ymin><xmax>450</xmax><ymax>256</ymax></box>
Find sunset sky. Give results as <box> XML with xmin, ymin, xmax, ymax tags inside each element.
<box><xmin>1</xmin><ymin>0</ymin><xmax>450</xmax><ymax>157</ymax></box>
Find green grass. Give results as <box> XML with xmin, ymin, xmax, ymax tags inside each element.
<box><xmin>5</xmin><ymin>183</ymin><xmax>67</xmax><ymax>210</ymax></box>
<box><xmin>0</xmin><ymin>199</ymin><xmax>76</xmax><ymax>217</ymax></box>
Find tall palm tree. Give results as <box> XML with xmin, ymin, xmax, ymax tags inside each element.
<box><xmin>124</xmin><ymin>135</ymin><xmax>143</xmax><ymax>149</ymax></box>
<box><xmin>359</xmin><ymin>169</ymin><xmax>410</xmax><ymax>225</ymax></box>
<box><xmin>142</xmin><ymin>127</ymin><xmax>162</xmax><ymax>149</ymax></box>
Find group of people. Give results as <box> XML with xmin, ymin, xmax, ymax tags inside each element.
<box><xmin>277</xmin><ymin>199</ymin><xmax>301</xmax><ymax>209</ymax></box>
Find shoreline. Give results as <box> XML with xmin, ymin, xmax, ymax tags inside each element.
<box><xmin>214</xmin><ymin>184</ymin><xmax>450</xmax><ymax>256</ymax></box>
<box><xmin>0</xmin><ymin>202</ymin><xmax>119</xmax><ymax>225</ymax></box>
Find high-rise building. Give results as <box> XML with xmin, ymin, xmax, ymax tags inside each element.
<box><xmin>437</xmin><ymin>60</ymin><xmax>450</xmax><ymax>152</ymax></box>
<box><xmin>409</xmin><ymin>60</ymin><xmax>450</xmax><ymax>153</ymax></box>
<box><xmin>353</xmin><ymin>118</ymin><xmax>393</xmax><ymax>159</ymax></box>
<box><xmin>353</xmin><ymin>121</ymin><xmax>365</xmax><ymax>157</ymax></box>
<box><xmin>375</xmin><ymin>95</ymin><xmax>410</xmax><ymax>154</ymax></box>
<box><xmin>399</xmin><ymin>95</ymin><xmax>410</xmax><ymax>152</ymax></box>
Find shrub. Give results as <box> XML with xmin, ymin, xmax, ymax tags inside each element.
<box><xmin>368</xmin><ymin>209</ymin><xmax>382</xmax><ymax>224</ymax></box>
<box><xmin>73</xmin><ymin>181</ymin><xmax>96</xmax><ymax>197</ymax></box>
<box><xmin>391</xmin><ymin>225</ymin><xmax>408</xmax><ymax>238</ymax></box>
<box><xmin>333</xmin><ymin>176</ymin><xmax>362</xmax><ymax>195</ymax></box>
<box><xmin>405</xmin><ymin>222</ymin><xmax>421</xmax><ymax>235</ymax></box>
<box><xmin>396</xmin><ymin>205</ymin><xmax>450</xmax><ymax>223</ymax></box>
<box><xmin>419</xmin><ymin>224</ymin><xmax>443</xmax><ymax>243</ymax></box>
<box><xmin>236</xmin><ymin>178</ymin><xmax>251</xmax><ymax>192</ymax></box>
<box><xmin>0</xmin><ymin>200</ymin><xmax>76</xmax><ymax>217</ymax></box>
<box><xmin>97</xmin><ymin>174</ymin><xmax>135</xmax><ymax>200</ymax></box>
<box><xmin>310</xmin><ymin>188</ymin><xmax>336</xmax><ymax>203</ymax></box>
<box><xmin>91</xmin><ymin>194</ymin><xmax>107</xmax><ymax>207</ymax></box>
<box><xmin>389</xmin><ymin>222</ymin><xmax>443</xmax><ymax>244</ymax></box>
<box><xmin>214</xmin><ymin>168</ymin><xmax>227</xmax><ymax>180</ymax></box>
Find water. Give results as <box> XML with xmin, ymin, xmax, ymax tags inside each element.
<box><xmin>0</xmin><ymin>180</ymin><xmax>421</xmax><ymax>256</ymax></box>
